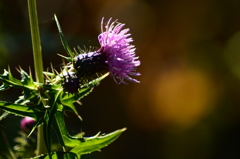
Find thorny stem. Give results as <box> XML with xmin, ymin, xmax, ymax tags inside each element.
<box><xmin>27</xmin><ymin>0</ymin><xmax>46</xmax><ymax>155</ymax></box>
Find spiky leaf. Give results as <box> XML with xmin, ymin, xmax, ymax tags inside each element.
<box><xmin>61</xmin><ymin>73</ymin><xmax>109</xmax><ymax>117</ymax></box>
<box><xmin>52</xmin><ymin>107</ymin><xmax>126</xmax><ymax>158</ymax></box>
<box><xmin>54</xmin><ymin>14</ymin><xmax>75</xmax><ymax>59</ymax></box>
<box><xmin>71</xmin><ymin>128</ymin><xmax>126</xmax><ymax>158</ymax></box>
<box><xmin>0</xmin><ymin>69</ymin><xmax>37</xmax><ymax>91</ymax></box>
<box><xmin>0</xmin><ymin>101</ymin><xmax>43</xmax><ymax>119</ymax></box>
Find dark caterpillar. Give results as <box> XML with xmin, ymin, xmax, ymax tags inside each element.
<box><xmin>62</xmin><ymin>50</ymin><xmax>108</xmax><ymax>94</ymax></box>
<box><xmin>73</xmin><ymin>51</ymin><xmax>108</xmax><ymax>79</ymax></box>
<box><xmin>62</xmin><ymin>71</ymin><xmax>80</xmax><ymax>94</ymax></box>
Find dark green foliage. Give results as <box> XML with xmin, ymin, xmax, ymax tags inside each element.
<box><xmin>0</xmin><ymin>14</ymin><xmax>126</xmax><ymax>159</ymax></box>
<box><xmin>0</xmin><ymin>68</ymin><xmax>125</xmax><ymax>158</ymax></box>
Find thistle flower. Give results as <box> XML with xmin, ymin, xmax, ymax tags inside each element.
<box><xmin>61</xmin><ymin>18</ymin><xmax>140</xmax><ymax>93</ymax></box>
<box><xmin>73</xmin><ymin>18</ymin><xmax>140</xmax><ymax>84</ymax></box>
<box><xmin>98</xmin><ymin>18</ymin><xmax>141</xmax><ymax>84</ymax></box>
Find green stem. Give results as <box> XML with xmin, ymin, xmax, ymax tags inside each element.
<box><xmin>27</xmin><ymin>0</ymin><xmax>46</xmax><ymax>155</ymax></box>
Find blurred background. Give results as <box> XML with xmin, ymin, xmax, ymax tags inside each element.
<box><xmin>0</xmin><ymin>0</ymin><xmax>240</xmax><ymax>158</ymax></box>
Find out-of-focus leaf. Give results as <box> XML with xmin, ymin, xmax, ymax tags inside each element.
<box><xmin>0</xmin><ymin>82</ymin><xmax>10</xmax><ymax>91</ymax></box>
<box><xmin>14</xmin><ymin>130</ymin><xmax>37</xmax><ymax>158</ymax></box>
<box><xmin>33</xmin><ymin>151</ymin><xmax>78</xmax><ymax>159</ymax></box>
<box><xmin>0</xmin><ymin>111</ymin><xmax>10</xmax><ymax>121</ymax></box>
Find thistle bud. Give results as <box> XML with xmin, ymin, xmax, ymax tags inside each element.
<box><xmin>20</xmin><ymin>117</ymin><xmax>35</xmax><ymax>132</ymax></box>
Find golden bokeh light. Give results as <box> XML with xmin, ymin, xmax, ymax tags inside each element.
<box><xmin>127</xmin><ymin>64</ymin><xmax>222</xmax><ymax>130</ymax></box>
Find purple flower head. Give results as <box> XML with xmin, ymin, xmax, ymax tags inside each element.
<box><xmin>98</xmin><ymin>18</ymin><xmax>141</xmax><ymax>84</ymax></box>
<box><xmin>21</xmin><ymin>117</ymin><xmax>35</xmax><ymax>132</ymax></box>
<box><xmin>64</xmin><ymin>17</ymin><xmax>140</xmax><ymax>89</ymax></box>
